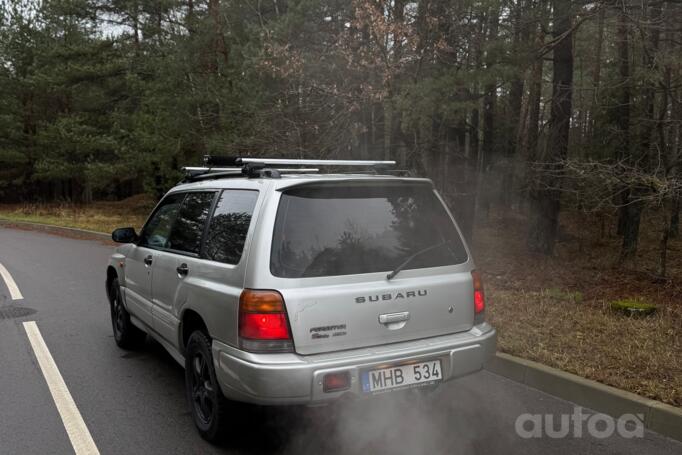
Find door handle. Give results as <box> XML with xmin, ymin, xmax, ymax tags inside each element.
<box><xmin>176</xmin><ymin>263</ymin><xmax>189</xmax><ymax>276</ymax></box>
<box><xmin>378</xmin><ymin>312</ymin><xmax>410</xmax><ymax>324</ymax></box>
<box><xmin>144</xmin><ymin>255</ymin><xmax>153</xmax><ymax>266</ymax></box>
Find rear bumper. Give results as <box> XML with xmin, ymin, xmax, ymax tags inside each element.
<box><xmin>212</xmin><ymin>323</ymin><xmax>496</xmax><ymax>405</ymax></box>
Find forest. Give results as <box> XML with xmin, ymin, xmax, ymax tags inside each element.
<box><xmin>1</xmin><ymin>0</ymin><xmax>681</xmax><ymax>271</ymax></box>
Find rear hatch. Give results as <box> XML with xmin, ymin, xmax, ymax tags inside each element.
<box><xmin>270</xmin><ymin>181</ymin><xmax>474</xmax><ymax>355</ymax></box>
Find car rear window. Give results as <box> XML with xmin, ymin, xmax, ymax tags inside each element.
<box><xmin>270</xmin><ymin>183</ymin><xmax>468</xmax><ymax>278</ymax></box>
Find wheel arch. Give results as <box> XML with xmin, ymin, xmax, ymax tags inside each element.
<box><xmin>106</xmin><ymin>266</ymin><xmax>119</xmax><ymax>300</ymax></box>
<box><xmin>106</xmin><ymin>253</ymin><xmax>127</xmax><ymax>297</ymax></box>
<box><xmin>180</xmin><ymin>308</ymin><xmax>210</xmax><ymax>354</ymax></box>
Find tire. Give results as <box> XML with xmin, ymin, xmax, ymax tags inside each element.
<box><xmin>185</xmin><ymin>331</ymin><xmax>231</xmax><ymax>443</ymax></box>
<box><xmin>108</xmin><ymin>277</ymin><xmax>146</xmax><ymax>349</ymax></box>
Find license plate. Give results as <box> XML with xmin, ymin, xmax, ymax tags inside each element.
<box><xmin>361</xmin><ymin>359</ymin><xmax>442</xmax><ymax>393</ymax></box>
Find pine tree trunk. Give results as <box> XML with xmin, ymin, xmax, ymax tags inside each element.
<box><xmin>481</xmin><ymin>7</ymin><xmax>499</xmax><ymax>218</ymax></box>
<box><xmin>658</xmin><ymin>206</ymin><xmax>670</xmax><ymax>278</ymax></box>
<box><xmin>207</xmin><ymin>0</ymin><xmax>229</xmax><ymax>69</ymax></box>
<box><xmin>588</xmin><ymin>6</ymin><xmax>605</xmax><ymax>140</ymax></box>
<box><xmin>619</xmin><ymin>202</ymin><xmax>643</xmax><ymax>262</ymax></box>
<box><xmin>523</xmin><ymin>19</ymin><xmax>545</xmax><ymax>213</ymax></box>
<box><xmin>615</xmin><ymin>8</ymin><xmax>631</xmax><ymax>237</ymax></box>
<box><xmin>458</xmin><ymin>7</ymin><xmax>485</xmax><ymax>241</ymax></box>
<box><xmin>186</xmin><ymin>0</ymin><xmax>195</xmax><ymax>34</ymax></box>
<box><xmin>620</xmin><ymin>3</ymin><xmax>661</xmax><ymax>263</ymax></box>
<box><xmin>671</xmin><ymin>198</ymin><xmax>680</xmax><ymax>238</ymax></box>
<box><xmin>527</xmin><ymin>0</ymin><xmax>573</xmax><ymax>255</ymax></box>
<box><xmin>505</xmin><ymin>1</ymin><xmax>526</xmax><ymax>210</ymax></box>
<box><xmin>669</xmin><ymin>42</ymin><xmax>682</xmax><ymax>239</ymax></box>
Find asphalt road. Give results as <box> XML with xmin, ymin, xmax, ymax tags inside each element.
<box><xmin>0</xmin><ymin>226</ymin><xmax>680</xmax><ymax>455</ymax></box>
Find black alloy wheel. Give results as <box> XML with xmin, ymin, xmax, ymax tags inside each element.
<box><xmin>190</xmin><ymin>349</ymin><xmax>215</xmax><ymax>426</ymax></box>
<box><xmin>185</xmin><ymin>331</ymin><xmax>230</xmax><ymax>443</ymax></box>
<box><xmin>108</xmin><ymin>277</ymin><xmax>146</xmax><ymax>349</ymax></box>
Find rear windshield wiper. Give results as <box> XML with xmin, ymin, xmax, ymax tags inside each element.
<box><xmin>386</xmin><ymin>240</ymin><xmax>451</xmax><ymax>281</ymax></box>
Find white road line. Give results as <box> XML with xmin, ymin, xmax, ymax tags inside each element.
<box><xmin>23</xmin><ymin>321</ymin><xmax>100</xmax><ymax>455</ymax></box>
<box><xmin>0</xmin><ymin>261</ymin><xmax>23</xmax><ymax>300</ymax></box>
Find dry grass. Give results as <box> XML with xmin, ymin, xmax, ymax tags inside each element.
<box><xmin>475</xmin><ymin>209</ymin><xmax>682</xmax><ymax>407</ymax></box>
<box><xmin>0</xmin><ymin>194</ymin><xmax>153</xmax><ymax>234</ymax></box>
<box><xmin>488</xmin><ymin>289</ymin><xmax>681</xmax><ymax>406</ymax></box>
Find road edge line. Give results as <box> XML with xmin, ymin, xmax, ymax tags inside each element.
<box><xmin>0</xmin><ymin>219</ymin><xmax>110</xmax><ymax>241</ymax></box>
<box><xmin>485</xmin><ymin>352</ymin><xmax>682</xmax><ymax>443</ymax></box>
<box><xmin>0</xmin><ymin>261</ymin><xmax>23</xmax><ymax>300</ymax></box>
<box><xmin>23</xmin><ymin>321</ymin><xmax>100</xmax><ymax>455</ymax></box>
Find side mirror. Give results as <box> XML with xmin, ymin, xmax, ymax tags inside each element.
<box><xmin>112</xmin><ymin>227</ymin><xmax>138</xmax><ymax>244</ymax></box>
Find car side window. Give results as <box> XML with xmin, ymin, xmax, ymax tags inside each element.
<box><xmin>167</xmin><ymin>192</ymin><xmax>216</xmax><ymax>255</ymax></box>
<box><xmin>139</xmin><ymin>193</ymin><xmax>185</xmax><ymax>249</ymax></box>
<box><xmin>203</xmin><ymin>190</ymin><xmax>258</xmax><ymax>264</ymax></box>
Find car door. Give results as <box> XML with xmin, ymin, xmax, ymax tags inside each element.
<box><xmin>151</xmin><ymin>191</ymin><xmax>216</xmax><ymax>345</ymax></box>
<box><xmin>124</xmin><ymin>193</ymin><xmax>185</xmax><ymax>328</ymax></box>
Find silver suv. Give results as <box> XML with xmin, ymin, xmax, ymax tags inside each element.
<box><xmin>105</xmin><ymin>157</ymin><xmax>496</xmax><ymax>442</ymax></box>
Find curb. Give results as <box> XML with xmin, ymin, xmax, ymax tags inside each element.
<box><xmin>485</xmin><ymin>352</ymin><xmax>682</xmax><ymax>442</ymax></box>
<box><xmin>0</xmin><ymin>219</ymin><xmax>111</xmax><ymax>241</ymax></box>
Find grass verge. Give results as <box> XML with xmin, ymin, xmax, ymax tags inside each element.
<box><xmin>476</xmin><ymin>210</ymin><xmax>681</xmax><ymax>407</ymax></box>
<box><xmin>487</xmin><ymin>289</ymin><xmax>680</xmax><ymax>406</ymax></box>
<box><xmin>0</xmin><ymin>195</ymin><xmax>152</xmax><ymax>234</ymax></box>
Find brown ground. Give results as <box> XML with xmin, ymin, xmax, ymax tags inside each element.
<box><xmin>475</xmin><ymin>209</ymin><xmax>681</xmax><ymax>407</ymax></box>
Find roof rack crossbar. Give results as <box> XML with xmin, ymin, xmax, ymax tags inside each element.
<box><xmin>183</xmin><ymin>167</ymin><xmax>320</xmax><ymax>174</ymax></box>
<box><xmin>236</xmin><ymin>158</ymin><xmax>395</xmax><ymax>167</ymax></box>
<box><xmin>189</xmin><ymin>171</ymin><xmax>243</xmax><ymax>181</ymax></box>
<box><xmin>184</xmin><ymin>166</ymin><xmax>241</xmax><ymax>172</ymax></box>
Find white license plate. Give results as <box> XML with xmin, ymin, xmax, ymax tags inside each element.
<box><xmin>361</xmin><ymin>359</ymin><xmax>442</xmax><ymax>393</ymax></box>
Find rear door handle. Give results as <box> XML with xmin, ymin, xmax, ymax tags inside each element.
<box><xmin>144</xmin><ymin>255</ymin><xmax>153</xmax><ymax>266</ymax></box>
<box><xmin>176</xmin><ymin>263</ymin><xmax>189</xmax><ymax>276</ymax></box>
<box><xmin>378</xmin><ymin>312</ymin><xmax>410</xmax><ymax>324</ymax></box>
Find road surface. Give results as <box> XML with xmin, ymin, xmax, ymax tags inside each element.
<box><xmin>0</xmin><ymin>226</ymin><xmax>680</xmax><ymax>455</ymax></box>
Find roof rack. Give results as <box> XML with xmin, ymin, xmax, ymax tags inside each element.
<box><xmin>180</xmin><ymin>155</ymin><xmax>396</xmax><ymax>182</ymax></box>
<box><xmin>237</xmin><ymin>158</ymin><xmax>396</xmax><ymax>167</ymax></box>
<box><xmin>181</xmin><ymin>166</ymin><xmax>320</xmax><ymax>182</ymax></box>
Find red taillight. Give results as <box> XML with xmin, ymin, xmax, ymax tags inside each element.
<box><xmin>472</xmin><ymin>270</ymin><xmax>485</xmax><ymax>314</ymax></box>
<box><xmin>239</xmin><ymin>290</ymin><xmax>293</xmax><ymax>351</ymax></box>
<box><xmin>239</xmin><ymin>313</ymin><xmax>290</xmax><ymax>339</ymax></box>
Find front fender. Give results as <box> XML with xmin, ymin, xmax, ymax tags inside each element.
<box><xmin>108</xmin><ymin>242</ymin><xmax>135</xmax><ymax>285</ymax></box>
<box><xmin>108</xmin><ymin>252</ymin><xmax>127</xmax><ymax>287</ymax></box>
